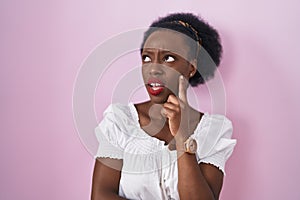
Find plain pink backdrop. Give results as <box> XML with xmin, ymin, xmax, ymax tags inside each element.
<box><xmin>1</xmin><ymin>0</ymin><xmax>300</xmax><ymax>199</ymax></box>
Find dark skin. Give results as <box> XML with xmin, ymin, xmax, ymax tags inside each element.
<box><xmin>91</xmin><ymin>30</ymin><xmax>223</xmax><ymax>200</ymax></box>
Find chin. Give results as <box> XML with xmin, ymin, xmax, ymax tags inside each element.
<box><xmin>149</xmin><ymin>96</ymin><xmax>168</xmax><ymax>104</ymax></box>
<box><xmin>148</xmin><ymin>91</ymin><xmax>172</xmax><ymax>104</ymax></box>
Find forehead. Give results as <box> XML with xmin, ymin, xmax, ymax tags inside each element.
<box><xmin>143</xmin><ymin>29</ymin><xmax>191</xmax><ymax>58</ymax></box>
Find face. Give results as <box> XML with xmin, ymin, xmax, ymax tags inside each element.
<box><xmin>141</xmin><ymin>30</ymin><xmax>196</xmax><ymax>104</ymax></box>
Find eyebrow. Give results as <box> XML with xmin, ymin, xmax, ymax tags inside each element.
<box><xmin>142</xmin><ymin>48</ymin><xmax>177</xmax><ymax>55</ymax></box>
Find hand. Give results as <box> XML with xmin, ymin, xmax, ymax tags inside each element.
<box><xmin>161</xmin><ymin>75</ymin><xmax>190</xmax><ymax>143</ymax></box>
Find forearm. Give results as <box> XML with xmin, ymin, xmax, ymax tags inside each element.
<box><xmin>177</xmin><ymin>150</ymin><xmax>216</xmax><ymax>200</ymax></box>
<box><xmin>91</xmin><ymin>159</ymin><xmax>127</xmax><ymax>200</ymax></box>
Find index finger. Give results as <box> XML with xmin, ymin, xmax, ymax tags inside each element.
<box><xmin>178</xmin><ymin>75</ymin><xmax>188</xmax><ymax>103</ymax></box>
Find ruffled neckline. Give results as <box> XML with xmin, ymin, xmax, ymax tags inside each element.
<box><xmin>127</xmin><ymin>102</ymin><xmax>209</xmax><ymax>147</ymax></box>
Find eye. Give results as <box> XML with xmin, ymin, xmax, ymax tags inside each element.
<box><xmin>164</xmin><ymin>55</ymin><xmax>175</xmax><ymax>63</ymax></box>
<box><xmin>142</xmin><ymin>55</ymin><xmax>151</xmax><ymax>63</ymax></box>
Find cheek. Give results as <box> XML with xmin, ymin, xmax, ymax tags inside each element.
<box><xmin>165</xmin><ymin>71</ymin><xmax>180</xmax><ymax>93</ymax></box>
<box><xmin>174</xmin><ymin>62</ymin><xmax>192</xmax><ymax>77</ymax></box>
<box><xmin>141</xmin><ymin>66</ymin><xmax>149</xmax><ymax>82</ymax></box>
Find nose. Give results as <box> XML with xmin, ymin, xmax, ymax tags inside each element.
<box><xmin>149</xmin><ymin>64</ymin><xmax>164</xmax><ymax>76</ymax></box>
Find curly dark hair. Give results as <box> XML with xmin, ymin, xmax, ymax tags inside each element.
<box><xmin>140</xmin><ymin>13</ymin><xmax>222</xmax><ymax>86</ymax></box>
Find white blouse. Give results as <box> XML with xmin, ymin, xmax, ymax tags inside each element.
<box><xmin>95</xmin><ymin>103</ymin><xmax>236</xmax><ymax>200</ymax></box>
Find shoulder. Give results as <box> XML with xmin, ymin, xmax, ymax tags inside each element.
<box><xmin>102</xmin><ymin>103</ymin><xmax>136</xmax><ymax>121</ymax></box>
<box><xmin>205</xmin><ymin>112</ymin><xmax>232</xmax><ymax>123</ymax></box>
<box><xmin>103</xmin><ymin>103</ymin><xmax>132</xmax><ymax>116</ymax></box>
<box><xmin>206</xmin><ymin>113</ymin><xmax>233</xmax><ymax>136</ymax></box>
<box><xmin>99</xmin><ymin>103</ymin><xmax>138</xmax><ymax>129</ymax></box>
<box><xmin>95</xmin><ymin>103</ymin><xmax>137</xmax><ymax>147</ymax></box>
<box><xmin>200</xmin><ymin>113</ymin><xmax>232</xmax><ymax>130</ymax></box>
<box><xmin>193</xmin><ymin>112</ymin><xmax>234</xmax><ymax>145</ymax></box>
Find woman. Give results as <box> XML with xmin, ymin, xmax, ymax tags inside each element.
<box><xmin>91</xmin><ymin>13</ymin><xmax>236</xmax><ymax>200</ymax></box>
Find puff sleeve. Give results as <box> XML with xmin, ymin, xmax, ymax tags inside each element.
<box><xmin>94</xmin><ymin>104</ymin><xmax>126</xmax><ymax>159</ymax></box>
<box><xmin>191</xmin><ymin>114</ymin><xmax>237</xmax><ymax>175</ymax></box>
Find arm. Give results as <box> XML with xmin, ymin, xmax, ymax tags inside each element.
<box><xmin>91</xmin><ymin>158</ymin><xmax>127</xmax><ymax>200</ymax></box>
<box><xmin>162</xmin><ymin>76</ymin><xmax>224</xmax><ymax>199</ymax></box>
<box><xmin>176</xmin><ymin>149</ymin><xmax>224</xmax><ymax>200</ymax></box>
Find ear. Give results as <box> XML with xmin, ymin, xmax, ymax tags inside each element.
<box><xmin>189</xmin><ymin>59</ymin><xmax>197</xmax><ymax>77</ymax></box>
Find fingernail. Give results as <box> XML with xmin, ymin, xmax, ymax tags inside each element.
<box><xmin>180</xmin><ymin>75</ymin><xmax>184</xmax><ymax>80</ymax></box>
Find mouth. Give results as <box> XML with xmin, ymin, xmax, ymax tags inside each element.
<box><xmin>146</xmin><ymin>78</ymin><xmax>165</xmax><ymax>96</ymax></box>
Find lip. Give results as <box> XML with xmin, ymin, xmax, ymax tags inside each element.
<box><xmin>147</xmin><ymin>78</ymin><xmax>165</xmax><ymax>86</ymax></box>
<box><xmin>146</xmin><ymin>78</ymin><xmax>165</xmax><ymax>96</ymax></box>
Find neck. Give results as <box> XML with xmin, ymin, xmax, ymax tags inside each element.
<box><xmin>145</xmin><ymin>102</ymin><xmax>165</xmax><ymax>121</ymax></box>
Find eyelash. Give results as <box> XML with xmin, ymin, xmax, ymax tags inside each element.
<box><xmin>163</xmin><ymin>55</ymin><xmax>175</xmax><ymax>62</ymax></box>
<box><xmin>142</xmin><ymin>55</ymin><xmax>151</xmax><ymax>62</ymax></box>
<box><xmin>142</xmin><ymin>55</ymin><xmax>176</xmax><ymax>63</ymax></box>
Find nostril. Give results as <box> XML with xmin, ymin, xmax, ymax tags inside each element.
<box><xmin>150</xmin><ymin>69</ymin><xmax>163</xmax><ymax>76</ymax></box>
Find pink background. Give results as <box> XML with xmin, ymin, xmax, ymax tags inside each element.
<box><xmin>1</xmin><ymin>0</ymin><xmax>300</xmax><ymax>199</ymax></box>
